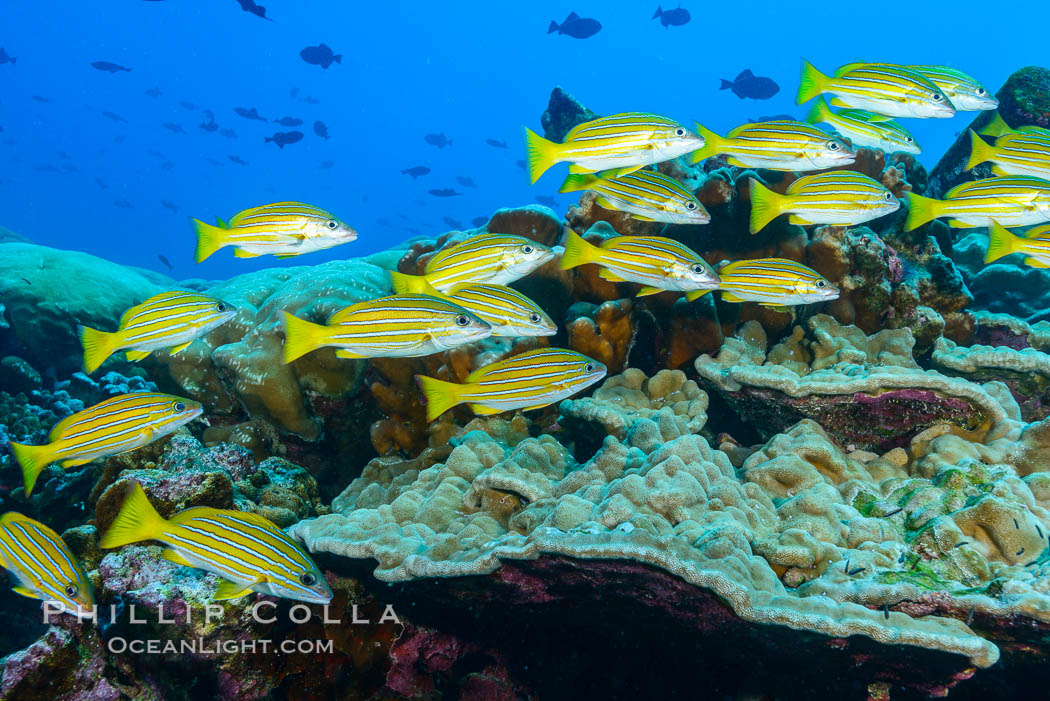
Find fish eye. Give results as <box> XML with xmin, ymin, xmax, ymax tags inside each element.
<box><xmin>884</xmin><ymin>192</ymin><xmax>893</xmax><ymax>200</ymax></box>
<box><xmin>64</xmin><ymin>584</ymin><xmax>78</xmax><ymax>597</ymax></box>
<box><xmin>827</xmin><ymin>141</ymin><xmax>840</xmax><ymax>151</ymax></box>
<box><xmin>675</xmin><ymin>127</ymin><xmax>686</xmax><ymax>137</ymax></box>
<box><xmin>932</xmin><ymin>93</ymin><xmax>944</xmax><ymax>102</ymax></box>
<box><xmin>686</xmin><ymin>201</ymin><xmax>697</xmax><ymax>210</ymax></box>
<box><xmin>325</xmin><ymin>220</ymin><xmax>338</xmax><ymax>230</ymax></box>
<box><xmin>299</xmin><ymin>572</ymin><xmax>316</xmax><ymax>586</ymax></box>
<box><xmin>529</xmin><ymin>313</ymin><xmax>541</xmax><ymax>323</ymax></box>
<box><xmin>585</xmin><ymin>363</ymin><xmax>595</xmax><ymax>372</ymax></box>
<box><xmin>691</xmin><ymin>264</ymin><xmax>705</xmax><ymax>274</ymax></box>
<box><xmin>521</xmin><ymin>244</ymin><xmax>535</xmax><ymax>254</ymax></box>
<box><xmin>455</xmin><ymin>315</ymin><xmax>470</xmax><ymax>327</ymax></box>
<box><xmin>174</xmin><ymin>402</ymin><xmax>186</xmax><ymax>412</ymax></box>
<box><xmin>817</xmin><ymin>280</ymin><xmax>826</xmax><ymax>288</ymax></box>
<box><xmin>976</xmin><ymin>88</ymin><xmax>986</xmax><ymax>96</ymax></box>
<box><xmin>905</xmin><ymin>136</ymin><xmax>914</xmax><ymax>143</ymax></box>
<box><xmin>216</xmin><ymin>302</ymin><xmax>227</xmax><ymax>312</ymax></box>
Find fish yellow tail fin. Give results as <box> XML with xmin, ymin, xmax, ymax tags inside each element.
<box><xmin>748</xmin><ymin>179</ymin><xmax>787</xmax><ymax>234</ymax></box>
<box><xmin>99</xmin><ymin>481</ymin><xmax>167</xmax><ymax>548</ymax></box>
<box><xmin>9</xmin><ymin>441</ymin><xmax>54</xmax><ymax>497</ymax></box>
<box><xmin>904</xmin><ymin>192</ymin><xmax>945</xmax><ymax>231</ymax></box>
<box><xmin>805</xmin><ymin>97</ymin><xmax>833</xmax><ymax>125</ymax></box>
<box><xmin>389</xmin><ymin>270</ymin><xmax>435</xmax><ymax>295</ymax></box>
<box><xmin>977</xmin><ymin>112</ymin><xmax>1014</xmax><ymax>138</ymax></box>
<box><xmin>965</xmin><ymin>130</ymin><xmax>997</xmax><ymax>171</ymax></box>
<box><xmin>558</xmin><ymin>173</ymin><xmax>600</xmax><ymax>193</ymax></box>
<box><xmin>416</xmin><ymin>375</ymin><xmax>463</xmax><ymax>422</ymax></box>
<box><xmin>559</xmin><ymin>229</ymin><xmax>602</xmax><ymax>270</ymax></box>
<box><xmin>192</xmin><ymin>218</ymin><xmax>228</xmax><ymax>263</ymax></box>
<box><xmin>78</xmin><ymin>325</ymin><xmax>119</xmax><ymax>374</ymax></box>
<box><xmin>280</xmin><ymin>311</ymin><xmax>329</xmax><ymax>363</ymax></box>
<box><xmin>796</xmin><ymin>59</ymin><xmax>828</xmax><ymax>105</ymax></box>
<box><xmin>689</xmin><ymin>122</ymin><xmax>725</xmax><ymax>164</ymax></box>
<box><xmin>524</xmin><ymin>126</ymin><xmax>560</xmax><ymax>184</ymax></box>
<box><xmin>985</xmin><ymin>221</ymin><xmax>1022</xmax><ymax>263</ymax></box>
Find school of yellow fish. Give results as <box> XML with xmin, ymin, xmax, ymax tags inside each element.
<box><xmin>7</xmin><ymin>59</ymin><xmax>1044</xmax><ymax>617</ymax></box>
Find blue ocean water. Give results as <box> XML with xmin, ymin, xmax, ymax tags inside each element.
<box><xmin>0</xmin><ymin>1</ymin><xmax>1038</xmax><ymax>279</ymax></box>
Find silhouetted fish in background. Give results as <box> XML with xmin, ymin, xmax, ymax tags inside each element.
<box><xmin>160</xmin><ymin>161</ymin><xmax>173</xmax><ymax>170</ymax></box>
<box><xmin>319</xmin><ymin>160</ymin><xmax>335</xmax><ymax>169</ymax></box>
<box><xmin>235</xmin><ymin>0</ymin><xmax>272</xmax><ymax>21</ymax></box>
<box><xmin>303</xmin><ymin>96</ymin><xmax>320</xmax><ymax>104</ymax></box>
<box><xmin>402</xmin><ymin>166</ymin><xmax>430</xmax><ymax>179</ymax></box>
<box><xmin>148</xmin><ymin>149</ymin><xmax>165</xmax><ymax>159</ymax></box>
<box><xmin>234</xmin><ymin>107</ymin><xmax>267</xmax><ymax>121</ymax></box>
<box><xmin>95</xmin><ymin>178</ymin><xmax>108</xmax><ymax>189</ymax></box>
<box><xmin>376</xmin><ymin>217</ymin><xmax>391</xmax><ymax>227</ymax></box>
<box><xmin>114</xmin><ymin>134</ymin><xmax>127</xmax><ymax>143</ymax></box>
<box><xmin>114</xmin><ymin>199</ymin><xmax>134</xmax><ymax>209</ymax></box>
<box><xmin>300</xmin><ymin>43</ymin><xmax>341</xmax><ymax>69</ymax></box>
<box><xmin>750</xmin><ymin>114</ymin><xmax>796</xmax><ymax>122</ymax></box>
<box><xmin>720</xmin><ymin>69</ymin><xmax>780</xmax><ymax>100</ymax></box>
<box><xmin>219</xmin><ymin>128</ymin><xmax>237</xmax><ymax>138</ymax></box>
<box><xmin>103</xmin><ymin>111</ymin><xmax>127</xmax><ymax>122</ymax></box>
<box><xmin>273</xmin><ymin>116</ymin><xmax>303</xmax><ymax>127</ymax></box>
<box><xmin>145</xmin><ymin>86</ymin><xmax>162</xmax><ymax>98</ymax></box>
<box><xmin>652</xmin><ymin>5</ymin><xmax>690</xmax><ymax>26</ymax></box>
<box><xmin>0</xmin><ymin>49</ymin><xmax>16</xmax><ymax>65</ymax></box>
<box><xmin>207</xmin><ymin>157</ymin><xmax>223</xmax><ymax>166</ymax></box>
<box><xmin>471</xmin><ymin>216</ymin><xmax>487</xmax><ymax>227</ymax></box>
<box><xmin>515</xmin><ymin>160</ymin><xmax>527</xmax><ymax>173</ymax></box>
<box><xmin>199</xmin><ymin>110</ymin><xmax>219</xmax><ymax>132</ymax></box>
<box><xmin>163</xmin><ymin>122</ymin><xmax>186</xmax><ymax>134</ymax></box>
<box><xmin>290</xmin><ymin>87</ymin><xmax>300</xmax><ymax>98</ymax></box>
<box><xmin>443</xmin><ymin>217</ymin><xmax>464</xmax><ymax>229</ymax></box>
<box><xmin>548</xmin><ymin>12</ymin><xmax>601</xmax><ymax>39</ymax></box>
<box><xmin>429</xmin><ymin>188</ymin><xmax>461</xmax><ymax>197</ymax></box>
<box><xmin>407</xmin><ymin>227</ymin><xmax>422</xmax><ymax>235</ymax></box>
<box><xmin>31</xmin><ymin>95</ymin><xmax>48</xmax><ymax>103</ymax></box>
<box><xmin>157</xmin><ymin>254</ymin><xmax>173</xmax><ymax>271</ymax></box>
<box><xmin>56</xmin><ymin>151</ymin><xmax>70</xmax><ymax>160</ymax></box>
<box><xmin>265</xmin><ymin>131</ymin><xmax>304</xmax><ymax>148</ymax></box>
<box><xmin>92</xmin><ymin>61</ymin><xmax>131</xmax><ymax>73</ymax></box>
<box><xmin>33</xmin><ymin>164</ymin><xmax>58</xmax><ymax>173</ymax></box>
<box><xmin>485</xmin><ymin>138</ymin><xmax>508</xmax><ymax>148</ymax></box>
<box><xmin>62</xmin><ymin>163</ymin><xmax>80</xmax><ymax>173</ymax></box>
<box><xmin>228</xmin><ymin>154</ymin><xmax>249</xmax><ymax>165</ymax></box>
<box><xmin>424</xmin><ymin>133</ymin><xmax>452</xmax><ymax>148</ymax></box>
<box><xmin>536</xmin><ymin>195</ymin><xmax>557</xmax><ymax>207</ymax></box>
<box><xmin>179</xmin><ymin>101</ymin><xmax>198</xmax><ymax>111</ymax></box>
<box><xmin>313</xmin><ymin>120</ymin><xmax>329</xmax><ymax>140</ymax></box>
<box><xmin>456</xmin><ymin>176</ymin><xmax>477</xmax><ymax>188</ymax></box>
<box><xmin>161</xmin><ymin>200</ymin><xmax>179</xmax><ymax>214</ymax></box>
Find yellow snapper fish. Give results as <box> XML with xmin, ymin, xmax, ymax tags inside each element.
<box><xmin>523</xmin><ymin>112</ymin><xmax>705</xmax><ymax>184</ymax></box>
<box><xmin>389</xmin><ymin>274</ymin><xmax>556</xmax><ymax>337</ymax></box>
<box><xmin>100</xmin><ymin>481</ymin><xmax>332</xmax><ymax>604</ymax></box>
<box><xmin>905</xmin><ymin>176</ymin><xmax>1050</xmax><ymax>230</ymax></box>
<box><xmin>9</xmin><ymin>393</ymin><xmax>203</xmax><ymax>496</ymax></box>
<box><xmin>560</xmin><ymin>230</ymin><xmax>719</xmax><ymax>300</ymax></box>
<box><xmin>417</xmin><ymin>348</ymin><xmax>607</xmax><ymax>421</ymax></box>
<box><xmin>0</xmin><ymin>513</ymin><xmax>95</xmax><ymax>618</ymax></box>
<box><xmin>689</xmin><ymin>120</ymin><xmax>855</xmax><ymax>171</ymax></box>
<box><xmin>749</xmin><ymin>171</ymin><xmax>900</xmax><ymax>234</ymax></box>
<box><xmin>704</xmin><ymin>258</ymin><xmax>840</xmax><ymax>308</ymax></box>
<box><xmin>966</xmin><ymin>129</ymin><xmax>1050</xmax><ymax>180</ymax></box>
<box><xmin>78</xmin><ymin>291</ymin><xmax>237</xmax><ymax>374</ymax></box>
<box><xmin>984</xmin><ymin>221</ymin><xmax>1050</xmax><ymax>267</ymax></box>
<box><xmin>558</xmin><ymin>169</ymin><xmax>710</xmax><ymax>224</ymax></box>
<box><xmin>281</xmin><ymin>294</ymin><xmax>491</xmax><ymax>362</ymax></box>
<box><xmin>806</xmin><ymin>98</ymin><xmax>921</xmax><ymax>154</ymax></box>
<box><xmin>192</xmin><ymin>201</ymin><xmax>357</xmax><ymax>263</ymax></box>
<box><xmin>391</xmin><ymin>233</ymin><xmax>557</xmax><ymax>294</ymax></box>
<box><xmin>796</xmin><ymin>60</ymin><xmax>956</xmax><ymax>119</ymax></box>
<box><xmin>906</xmin><ymin>65</ymin><xmax>997</xmax><ymax>112</ymax></box>
<box><xmin>978</xmin><ymin>112</ymin><xmax>1050</xmax><ymax>139</ymax></box>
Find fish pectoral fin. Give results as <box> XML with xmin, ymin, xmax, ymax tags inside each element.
<box><xmin>947</xmin><ymin>219</ymin><xmax>977</xmax><ymax>228</ymax></box>
<box><xmin>168</xmin><ymin>342</ymin><xmax>192</xmax><ymax>356</ymax></box>
<box><xmin>990</xmin><ymin>165</ymin><xmax>1010</xmax><ymax>176</ymax></box>
<box><xmin>726</xmin><ymin>157</ymin><xmax>749</xmax><ymax>168</ymax></box>
<box><xmin>160</xmin><ymin>548</ymin><xmax>194</xmax><ymax>567</ymax></box>
<box><xmin>636</xmin><ymin>285</ymin><xmax>665</xmax><ymax>297</ymax></box>
<box><xmin>685</xmin><ymin>289</ymin><xmax>712</xmax><ymax>302</ymax></box>
<box><xmin>597</xmin><ymin>268</ymin><xmax>628</xmax><ymax>282</ymax></box>
<box><xmin>11</xmin><ymin>585</ymin><xmax>37</xmax><ymax>599</ymax></box>
<box><xmin>610</xmin><ymin>165</ymin><xmax>645</xmax><ymax>177</ymax></box>
<box><xmin>519</xmin><ymin>402</ymin><xmax>553</xmax><ymax>412</ymax></box>
<box><xmin>568</xmin><ymin>163</ymin><xmax>598</xmax><ymax>174</ymax></box>
<box><xmin>60</xmin><ymin>458</ymin><xmax>94</xmax><ymax>468</ymax></box>
<box><xmin>594</xmin><ymin>195</ymin><xmax>618</xmax><ymax>210</ymax></box>
<box><xmin>233</xmin><ymin>248</ymin><xmax>262</xmax><ymax>258</ymax></box>
<box><xmin>334</xmin><ymin>349</ymin><xmax>365</xmax><ymax>359</ymax></box>
<box><xmin>720</xmin><ymin>292</ymin><xmax>746</xmax><ymax>303</ymax></box>
<box><xmin>468</xmin><ymin>404</ymin><xmax>504</xmax><ymax>416</ymax></box>
<box><xmin>1025</xmin><ymin>257</ymin><xmax>1050</xmax><ymax>268</ymax></box>
<box><xmin>829</xmin><ymin>97</ymin><xmax>851</xmax><ymax>108</ymax></box>
<box><xmin>212</xmin><ymin>579</ymin><xmax>254</xmax><ymax>601</ymax></box>
<box><xmin>787</xmin><ymin>215</ymin><xmax>814</xmax><ymax>226</ymax></box>
<box><xmin>125</xmin><ymin>349</ymin><xmax>152</xmax><ymax>362</ymax></box>
<box><xmin>630</xmin><ymin>214</ymin><xmax>659</xmax><ymax>221</ymax></box>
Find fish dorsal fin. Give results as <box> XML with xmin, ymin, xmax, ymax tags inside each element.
<box><xmin>48</xmin><ymin>413</ymin><xmax>83</xmax><ymax>441</ymax></box>
<box><xmin>736</xmin><ymin>69</ymin><xmax>754</xmax><ymax>81</ymax></box>
<box><xmin>566</xmin><ymin>11</ymin><xmax>580</xmax><ymax>21</ymax></box>
<box><xmin>120</xmin><ymin>291</ymin><xmax>182</xmax><ymax>326</ymax></box>
<box><xmin>834</xmin><ymin>62</ymin><xmax>866</xmax><ymax>77</ymax></box>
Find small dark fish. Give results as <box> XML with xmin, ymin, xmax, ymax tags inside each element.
<box><xmin>424</xmin><ymin>132</ymin><xmax>452</xmax><ymax>148</ymax></box>
<box><xmin>290</xmin><ymin>87</ymin><xmax>300</xmax><ymax>99</ymax></box>
<box><xmin>319</xmin><ymin>160</ymin><xmax>335</xmax><ymax>169</ymax></box>
<box><xmin>235</xmin><ymin>0</ymin><xmax>272</xmax><ymax>20</ymax></box>
<box><xmin>402</xmin><ymin>166</ymin><xmax>430</xmax><ymax>179</ymax></box>
<box><xmin>536</xmin><ymin>195</ymin><xmax>556</xmax><ymax>207</ymax></box>
<box><xmin>33</xmin><ymin>164</ymin><xmax>59</xmax><ymax>172</ymax></box>
<box><xmin>407</xmin><ymin>227</ymin><xmax>421</xmax><ymax>235</ymax></box>
<box><xmin>219</xmin><ymin>127</ymin><xmax>238</xmax><ymax>139</ymax></box>
<box><xmin>273</xmin><ymin>116</ymin><xmax>303</xmax><ymax>127</ymax></box>
<box><xmin>199</xmin><ymin>110</ymin><xmax>219</xmax><ymax>132</ymax></box>
<box><xmin>91</xmin><ymin>61</ymin><xmax>131</xmax><ymax>73</ymax></box>
<box><xmin>157</xmin><ymin>254</ymin><xmax>173</xmax><ymax>271</ymax></box>
<box><xmin>61</xmin><ymin>163</ymin><xmax>80</xmax><ymax>173</ymax></box>
<box><xmin>179</xmin><ymin>100</ymin><xmax>198</xmax><ymax>111</ymax></box>
<box><xmin>145</xmin><ymin>87</ymin><xmax>162</xmax><ymax>98</ymax></box>
<box><xmin>234</xmin><ymin>107</ymin><xmax>267</xmax><ymax>122</ymax></box>
<box><xmin>31</xmin><ymin>95</ymin><xmax>48</xmax><ymax>103</ymax></box>
<box><xmin>148</xmin><ymin>149</ymin><xmax>165</xmax><ymax>159</ymax></box>
<box><xmin>114</xmin><ymin>199</ymin><xmax>134</xmax><ymax>209</ymax></box>
<box><xmin>397</xmin><ymin>213</ymin><xmax>410</xmax><ymax>220</ymax></box>
<box><xmin>515</xmin><ymin>159</ymin><xmax>527</xmax><ymax>173</ymax></box>
<box><xmin>428</xmin><ymin>188</ymin><xmax>461</xmax><ymax>198</ymax></box>
<box><xmin>299</xmin><ymin>43</ymin><xmax>342</xmax><ymax>69</ymax></box>
<box><xmin>160</xmin><ymin>161</ymin><xmax>173</xmax><ymax>170</ymax></box>
<box><xmin>303</xmin><ymin>96</ymin><xmax>320</xmax><ymax>105</ymax></box>
<box><xmin>720</xmin><ymin>69</ymin><xmax>780</xmax><ymax>100</ymax></box>
<box><xmin>443</xmin><ymin>217</ymin><xmax>464</xmax><ymax>229</ymax></box>
<box><xmin>376</xmin><ymin>217</ymin><xmax>391</xmax><ymax>227</ymax></box>
<box><xmin>21</xmin><ymin>278</ymin><xmax>31</xmax><ymax>285</ymax></box>
<box><xmin>485</xmin><ymin>138</ymin><xmax>507</xmax><ymax>149</ymax></box>
<box><xmin>652</xmin><ymin>5</ymin><xmax>690</xmax><ymax>27</ymax></box>
<box><xmin>749</xmin><ymin>114</ymin><xmax>796</xmax><ymax>122</ymax></box>
<box><xmin>264</xmin><ymin>130</ymin><xmax>304</xmax><ymax>148</ymax></box>
<box><xmin>161</xmin><ymin>200</ymin><xmax>179</xmax><ymax>213</ymax></box>
<box><xmin>162</xmin><ymin>122</ymin><xmax>186</xmax><ymax>134</ymax></box>
<box><xmin>228</xmin><ymin>154</ymin><xmax>249</xmax><ymax>165</ymax></box>
<box><xmin>471</xmin><ymin>216</ymin><xmax>487</xmax><ymax>227</ymax></box>
<box><xmin>113</xmin><ymin>134</ymin><xmax>127</xmax><ymax>144</ymax></box>
<box><xmin>548</xmin><ymin>12</ymin><xmax>601</xmax><ymax>39</ymax></box>
<box><xmin>102</xmin><ymin>111</ymin><xmax>127</xmax><ymax>123</ymax></box>
<box><xmin>1</xmin><ymin>49</ymin><xmax>17</xmax><ymax>65</ymax></box>
<box><xmin>207</xmin><ymin>157</ymin><xmax>223</xmax><ymax>166</ymax></box>
<box><xmin>95</xmin><ymin>178</ymin><xmax>108</xmax><ymax>189</ymax></box>
<box><xmin>56</xmin><ymin>151</ymin><xmax>70</xmax><ymax>160</ymax></box>
<box><xmin>456</xmin><ymin>176</ymin><xmax>477</xmax><ymax>189</ymax></box>
<box><xmin>313</xmin><ymin>120</ymin><xmax>329</xmax><ymax>140</ymax></box>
